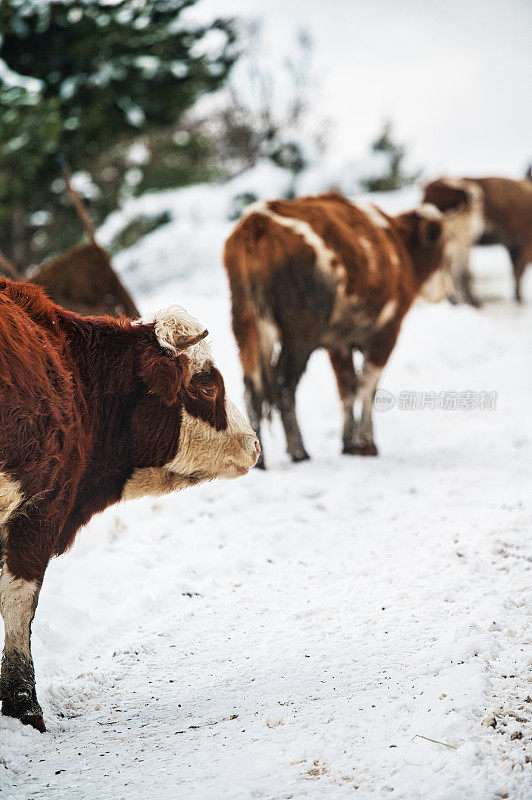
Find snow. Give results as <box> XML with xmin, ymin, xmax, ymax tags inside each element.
<box><xmin>1</xmin><ymin>181</ymin><xmax>531</xmax><ymax>799</ymax></box>
<box><xmin>188</xmin><ymin>0</ymin><xmax>532</xmax><ymax>176</ymax></box>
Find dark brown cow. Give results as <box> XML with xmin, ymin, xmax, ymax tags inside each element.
<box><xmin>31</xmin><ymin>241</ymin><xmax>140</xmax><ymax>317</ymax></box>
<box><xmin>0</xmin><ymin>241</ymin><xmax>140</xmax><ymax>318</ymax></box>
<box><xmin>0</xmin><ymin>279</ymin><xmax>259</xmax><ymax>731</ymax></box>
<box><xmin>423</xmin><ymin>177</ymin><xmax>532</xmax><ymax>303</ymax></box>
<box><xmin>224</xmin><ymin>191</ymin><xmax>449</xmax><ymax>467</ymax></box>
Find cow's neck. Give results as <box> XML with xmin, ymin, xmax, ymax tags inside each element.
<box><xmin>59</xmin><ymin>313</ymin><xmax>138</xmax><ymax>400</ymax></box>
<box><xmin>51</xmin><ymin>315</ymin><xmax>143</xmax><ymax>549</ymax></box>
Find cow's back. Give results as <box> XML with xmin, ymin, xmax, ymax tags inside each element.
<box><xmin>470</xmin><ymin>178</ymin><xmax>532</xmax><ymax>240</ymax></box>
<box><xmin>225</xmin><ymin>192</ymin><xmax>422</xmax><ymax>366</ymax></box>
<box><xmin>230</xmin><ymin>193</ymin><xmax>407</xmax><ymax>300</ymax></box>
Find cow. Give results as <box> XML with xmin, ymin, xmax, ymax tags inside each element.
<box><xmin>224</xmin><ymin>191</ymin><xmax>449</xmax><ymax>468</ymax></box>
<box><xmin>0</xmin><ymin>279</ymin><xmax>260</xmax><ymax>732</ymax></box>
<box><xmin>0</xmin><ymin>241</ymin><xmax>140</xmax><ymax>319</ymax></box>
<box><xmin>423</xmin><ymin>177</ymin><xmax>532</xmax><ymax>304</ymax></box>
<box><xmin>30</xmin><ymin>241</ymin><xmax>140</xmax><ymax>318</ymax></box>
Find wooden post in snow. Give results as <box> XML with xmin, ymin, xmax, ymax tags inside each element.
<box><xmin>61</xmin><ymin>162</ymin><xmax>98</xmax><ymax>245</ymax></box>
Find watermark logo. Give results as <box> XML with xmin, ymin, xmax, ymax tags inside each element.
<box><xmin>374</xmin><ymin>389</ymin><xmax>497</xmax><ymax>412</ymax></box>
<box><xmin>374</xmin><ymin>389</ymin><xmax>395</xmax><ymax>412</ymax></box>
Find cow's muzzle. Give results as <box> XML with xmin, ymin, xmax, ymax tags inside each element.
<box><xmin>219</xmin><ymin>434</ymin><xmax>260</xmax><ymax>479</ymax></box>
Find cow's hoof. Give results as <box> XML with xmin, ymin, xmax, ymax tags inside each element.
<box><xmin>342</xmin><ymin>444</ymin><xmax>357</xmax><ymax>455</ymax></box>
<box><xmin>353</xmin><ymin>443</ymin><xmax>378</xmax><ymax>456</ymax></box>
<box><xmin>290</xmin><ymin>450</ymin><xmax>310</xmax><ymax>463</ymax></box>
<box><xmin>2</xmin><ymin>693</ymin><xmax>46</xmax><ymax>732</ymax></box>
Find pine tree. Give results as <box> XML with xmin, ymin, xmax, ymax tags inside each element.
<box><xmin>360</xmin><ymin>121</ymin><xmax>420</xmax><ymax>193</ymax></box>
<box><xmin>0</xmin><ymin>0</ymin><xmax>237</xmax><ymax>265</ymax></box>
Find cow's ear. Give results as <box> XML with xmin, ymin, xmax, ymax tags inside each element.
<box><xmin>138</xmin><ymin>349</ymin><xmax>189</xmax><ymax>406</ymax></box>
<box><xmin>418</xmin><ymin>217</ymin><xmax>443</xmax><ymax>247</ymax></box>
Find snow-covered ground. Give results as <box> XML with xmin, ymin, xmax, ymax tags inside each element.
<box><xmin>1</xmin><ymin>184</ymin><xmax>531</xmax><ymax>799</ymax></box>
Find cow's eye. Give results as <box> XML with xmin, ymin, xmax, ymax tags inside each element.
<box><xmin>199</xmin><ymin>385</ymin><xmax>217</xmax><ymax>398</ymax></box>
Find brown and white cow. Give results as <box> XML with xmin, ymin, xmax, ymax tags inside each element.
<box><xmin>423</xmin><ymin>177</ymin><xmax>532</xmax><ymax>304</ymax></box>
<box><xmin>224</xmin><ymin>191</ymin><xmax>449</xmax><ymax>467</ymax></box>
<box><xmin>0</xmin><ymin>279</ymin><xmax>259</xmax><ymax>731</ymax></box>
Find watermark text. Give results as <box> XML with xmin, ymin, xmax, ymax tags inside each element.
<box><xmin>374</xmin><ymin>390</ymin><xmax>497</xmax><ymax>412</ymax></box>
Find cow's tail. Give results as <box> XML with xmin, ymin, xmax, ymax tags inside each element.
<box><xmin>223</xmin><ymin>237</ymin><xmax>279</xmax><ymax>421</ymax></box>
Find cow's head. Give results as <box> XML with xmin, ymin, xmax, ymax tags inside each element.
<box><xmin>394</xmin><ymin>204</ymin><xmax>452</xmax><ymax>302</ymax></box>
<box><xmin>422</xmin><ymin>178</ymin><xmax>485</xmax><ymax>243</ymax></box>
<box><xmin>124</xmin><ymin>307</ymin><xmax>260</xmax><ymax>500</ymax></box>
<box><xmin>422</xmin><ymin>178</ymin><xmax>485</xmax><ymax>303</ymax></box>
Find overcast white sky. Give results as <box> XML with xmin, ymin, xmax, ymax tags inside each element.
<box><xmin>194</xmin><ymin>0</ymin><xmax>532</xmax><ymax>178</ymax></box>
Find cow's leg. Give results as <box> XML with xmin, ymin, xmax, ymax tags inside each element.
<box><xmin>509</xmin><ymin>245</ymin><xmax>530</xmax><ymax>303</ymax></box>
<box><xmin>352</xmin><ymin>360</ymin><xmax>382</xmax><ymax>456</ymax></box>
<box><xmin>354</xmin><ymin>324</ymin><xmax>400</xmax><ymax>456</ymax></box>
<box><xmin>243</xmin><ymin>374</ymin><xmax>265</xmax><ymax>469</ymax></box>
<box><xmin>0</xmin><ymin>518</ymin><xmax>52</xmax><ymax>732</ymax></box>
<box><xmin>275</xmin><ymin>347</ymin><xmax>311</xmax><ymax>463</ymax></box>
<box><xmin>458</xmin><ymin>256</ymin><xmax>482</xmax><ymax>308</ymax></box>
<box><xmin>0</xmin><ymin>566</ymin><xmax>44</xmax><ymax>731</ymax></box>
<box><xmin>328</xmin><ymin>347</ymin><xmax>358</xmax><ymax>454</ymax></box>
<box><xmin>449</xmin><ymin>250</ymin><xmax>482</xmax><ymax>308</ymax></box>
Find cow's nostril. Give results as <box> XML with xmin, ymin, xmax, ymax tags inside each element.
<box><xmin>254</xmin><ymin>440</ymin><xmax>261</xmax><ymax>456</ymax></box>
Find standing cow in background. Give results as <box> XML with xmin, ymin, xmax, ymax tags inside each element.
<box><xmin>224</xmin><ymin>192</ymin><xmax>449</xmax><ymax>467</ymax></box>
<box><xmin>421</xmin><ymin>179</ymin><xmax>485</xmax><ymax>307</ymax></box>
<box><xmin>423</xmin><ymin>176</ymin><xmax>532</xmax><ymax>304</ymax></box>
<box><xmin>30</xmin><ymin>241</ymin><xmax>139</xmax><ymax>318</ymax></box>
<box><xmin>0</xmin><ymin>279</ymin><xmax>259</xmax><ymax>731</ymax></box>
<box><xmin>0</xmin><ymin>241</ymin><xmax>139</xmax><ymax>318</ymax></box>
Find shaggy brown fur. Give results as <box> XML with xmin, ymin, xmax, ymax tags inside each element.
<box><xmin>0</xmin><ymin>242</ymin><xmax>139</xmax><ymax>318</ymax></box>
<box><xmin>31</xmin><ymin>242</ymin><xmax>139</xmax><ymax>317</ymax></box>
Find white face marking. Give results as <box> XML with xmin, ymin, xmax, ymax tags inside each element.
<box><xmin>164</xmin><ymin>397</ymin><xmax>256</xmax><ymax>480</ymax></box>
<box><xmin>121</xmin><ymin>397</ymin><xmax>258</xmax><ymax>501</ymax></box>
<box><xmin>425</xmin><ymin>178</ymin><xmax>485</xmax><ymax>238</ymax></box>
<box><xmin>124</xmin><ymin>306</ymin><xmax>259</xmax><ymax>501</ymax></box>
<box><xmin>0</xmin><ymin>568</ymin><xmax>38</xmax><ymax>655</ymax></box>
<box><xmin>0</xmin><ymin>473</ymin><xmax>22</xmax><ymax>525</ymax></box>
<box><xmin>436</xmin><ymin>184</ymin><xmax>485</xmax><ymax>302</ymax></box>
<box><xmin>419</xmin><ymin>268</ymin><xmax>453</xmax><ymax>303</ymax></box>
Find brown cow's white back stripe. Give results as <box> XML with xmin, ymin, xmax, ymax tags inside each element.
<box><xmin>358</xmin><ymin>203</ymin><xmax>390</xmax><ymax>229</ymax></box>
<box><xmin>244</xmin><ymin>201</ymin><xmax>341</xmax><ymax>280</ymax></box>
